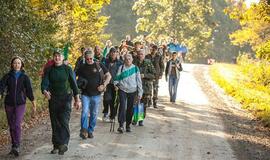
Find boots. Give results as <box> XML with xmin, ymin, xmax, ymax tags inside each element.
<box><xmin>153</xmin><ymin>101</ymin><xmax>157</xmax><ymax>108</ymax></box>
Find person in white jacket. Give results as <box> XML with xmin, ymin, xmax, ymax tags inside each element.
<box><xmin>114</xmin><ymin>53</ymin><xmax>143</xmax><ymax>133</ymax></box>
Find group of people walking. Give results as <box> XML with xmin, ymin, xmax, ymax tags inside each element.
<box><xmin>0</xmin><ymin>35</ymin><xmax>184</xmax><ymax>156</ymax></box>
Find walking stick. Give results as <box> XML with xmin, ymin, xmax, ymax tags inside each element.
<box><xmin>110</xmin><ymin>90</ymin><xmax>118</xmax><ymax>132</ymax></box>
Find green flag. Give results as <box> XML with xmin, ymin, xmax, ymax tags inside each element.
<box><xmin>63</xmin><ymin>42</ymin><xmax>71</xmax><ymax>60</ymax></box>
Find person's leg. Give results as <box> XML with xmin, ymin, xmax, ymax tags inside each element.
<box><xmin>13</xmin><ymin>105</ymin><xmax>26</xmax><ymax>149</ymax></box>
<box><xmin>169</xmin><ymin>75</ymin><xmax>173</xmax><ymax>101</ymax></box>
<box><xmin>88</xmin><ymin>95</ymin><xmax>101</xmax><ymax>135</ymax></box>
<box><xmin>126</xmin><ymin>92</ymin><xmax>136</xmax><ymax>131</ymax></box>
<box><xmin>58</xmin><ymin>94</ymin><xmax>72</xmax><ymax>146</ymax></box>
<box><xmin>5</xmin><ymin>106</ymin><xmax>16</xmax><ymax>148</ymax></box>
<box><xmin>102</xmin><ymin>99</ymin><xmax>109</xmax><ymax>119</ymax></box>
<box><xmin>173</xmin><ymin>78</ymin><xmax>180</xmax><ymax>102</ymax></box>
<box><xmin>109</xmin><ymin>87</ymin><xmax>117</xmax><ymax>120</ymax></box>
<box><xmin>172</xmin><ymin>76</ymin><xmax>177</xmax><ymax>102</ymax></box>
<box><xmin>153</xmin><ymin>79</ymin><xmax>159</xmax><ymax>108</ymax></box>
<box><xmin>117</xmin><ymin>90</ymin><xmax>127</xmax><ymax>133</ymax></box>
<box><xmin>141</xmin><ymin>94</ymin><xmax>150</xmax><ymax>118</ymax></box>
<box><xmin>48</xmin><ymin>96</ymin><xmax>61</xmax><ymax>153</ymax></box>
<box><xmin>80</xmin><ymin>95</ymin><xmax>90</xmax><ymax>138</ymax></box>
<box><xmin>103</xmin><ymin>84</ymin><xmax>113</xmax><ymax>121</ymax></box>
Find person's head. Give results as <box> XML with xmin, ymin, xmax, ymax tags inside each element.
<box><xmin>94</xmin><ymin>45</ymin><xmax>101</xmax><ymax>55</ymax></box>
<box><xmin>121</xmin><ymin>39</ymin><xmax>127</xmax><ymax>45</ymax></box>
<box><xmin>172</xmin><ymin>52</ymin><xmax>177</xmax><ymax>60</ymax></box>
<box><xmin>134</xmin><ymin>41</ymin><xmax>142</xmax><ymax>51</ymax></box>
<box><xmin>137</xmin><ymin>49</ymin><xmax>145</xmax><ymax>62</ymax></box>
<box><xmin>106</xmin><ymin>40</ymin><xmax>112</xmax><ymax>47</ymax></box>
<box><xmin>80</xmin><ymin>47</ymin><xmax>85</xmax><ymax>55</ymax></box>
<box><xmin>84</xmin><ymin>49</ymin><xmax>95</xmax><ymax>64</ymax></box>
<box><xmin>53</xmin><ymin>50</ymin><xmax>64</xmax><ymax>66</ymax></box>
<box><xmin>151</xmin><ymin>45</ymin><xmax>158</xmax><ymax>54</ymax></box>
<box><xmin>126</xmin><ymin>35</ymin><xmax>131</xmax><ymax>41</ymax></box>
<box><xmin>121</xmin><ymin>46</ymin><xmax>128</xmax><ymax>54</ymax></box>
<box><xmin>10</xmin><ymin>56</ymin><xmax>24</xmax><ymax>71</ymax></box>
<box><xmin>109</xmin><ymin>47</ymin><xmax>117</xmax><ymax>60</ymax></box>
<box><xmin>173</xmin><ymin>38</ymin><xmax>178</xmax><ymax>44</ymax></box>
<box><xmin>124</xmin><ymin>53</ymin><xmax>133</xmax><ymax>66</ymax></box>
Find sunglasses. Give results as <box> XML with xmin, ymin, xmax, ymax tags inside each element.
<box><xmin>86</xmin><ymin>57</ymin><xmax>93</xmax><ymax>61</ymax></box>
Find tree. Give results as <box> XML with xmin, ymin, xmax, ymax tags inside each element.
<box><xmin>225</xmin><ymin>1</ymin><xmax>270</xmax><ymax>60</ymax></box>
<box><xmin>102</xmin><ymin>0</ymin><xmax>138</xmax><ymax>45</ymax></box>
<box><xmin>0</xmin><ymin>0</ymin><xmax>57</xmax><ymax>78</ymax></box>
<box><xmin>133</xmin><ymin>0</ymin><xmax>214</xmax><ymax>62</ymax></box>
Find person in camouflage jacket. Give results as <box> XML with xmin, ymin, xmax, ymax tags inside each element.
<box><xmin>145</xmin><ymin>45</ymin><xmax>164</xmax><ymax>108</ymax></box>
<box><xmin>135</xmin><ymin>49</ymin><xmax>156</xmax><ymax>126</ymax></box>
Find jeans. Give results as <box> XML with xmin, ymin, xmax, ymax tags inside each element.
<box><xmin>169</xmin><ymin>75</ymin><xmax>179</xmax><ymax>102</ymax></box>
<box><xmin>5</xmin><ymin>104</ymin><xmax>26</xmax><ymax>147</ymax></box>
<box><xmin>81</xmin><ymin>94</ymin><xmax>101</xmax><ymax>133</ymax></box>
<box><xmin>118</xmin><ymin>90</ymin><xmax>136</xmax><ymax>127</ymax></box>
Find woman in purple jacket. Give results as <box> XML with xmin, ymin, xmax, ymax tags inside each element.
<box><xmin>0</xmin><ymin>56</ymin><xmax>36</xmax><ymax>157</ymax></box>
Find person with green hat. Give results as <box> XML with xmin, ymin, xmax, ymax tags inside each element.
<box><xmin>41</xmin><ymin>50</ymin><xmax>81</xmax><ymax>155</ymax></box>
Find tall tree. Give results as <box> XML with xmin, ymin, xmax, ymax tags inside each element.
<box><xmin>133</xmin><ymin>0</ymin><xmax>214</xmax><ymax>62</ymax></box>
<box><xmin>103</xmin><ymin>0</ymin><xmax>137</xmax><ymax>45</ymax></box>
<box><xmin>225</xmin><ymin>0</ymin><xmax>270</xmax><ymax>60</ymax></box>
<box><xmin>0</xmin><ymin>0</ymin><xmax>56</xmax><ymax>78</ymax></box>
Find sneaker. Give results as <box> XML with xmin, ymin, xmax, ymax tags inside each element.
<box><xmin>117</xmin><ymin>127</ymin><xmax>124</xmax><ymax>134</ymax></box>
<box><xmin>12</xmin><ymin>147</ymin><xmax>20</xmax><ymax>157</ymax></box>
<box><xmin>88</xmin><ymin>132</ymin><xmax>94</xmax><ymax>138</ymax></box>
<box><xmin>126</xmin><ymin>126</ymin><xmax>131</xmax><ymax>132</ymax></box>
<box><xmin>58</xmin><ymin>144</ymin><xmax>68</xmax><ymax>155</ymax></box>
<box><xmin>139</xmin><ymin>121</ymin><xmax>144</xmax><ymax>126</ymax></box>
<box><xmin>50</xmin><ymin>145</ymin><xmax>59</xmax><ymax>154</ymax></box>
<box><xmin>8</xmin><ymin>149</ymin><xmax>14</xmax><ymax>155</ymax></box>
<box><xmin>132</xmin><ymin>121</ymin><xmax>137</xmax><ymax>126</ymax></box>
<box><xmin>153</xmin><ymin>102</ymin><xmax>157</xmax><ymax>108</ymax></box>
<box><xmin>102</xmin><ymin>116</ymin><xmax>110</xmax><ymax>122</ymax></box>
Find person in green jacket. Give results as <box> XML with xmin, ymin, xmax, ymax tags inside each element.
<box><xmin>41</xmin><ymin>50</ymin><xmax>81</xmax><ymax>155</ymax></box>
<box><xmin>134</xmin><ymin>49</ymin><xmax>156</xmax><ymax>126</ymax></box>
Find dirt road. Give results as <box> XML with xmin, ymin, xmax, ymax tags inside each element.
<box><xmin>1</xmin><ymin>64</ymin><xmax>270</xmax><ymax>160</ymax></box>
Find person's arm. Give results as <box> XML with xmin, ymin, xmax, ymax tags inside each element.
<box><xmin>159</xmin><ymin>56</ymin><xmax>165</xmax><ymax>78</ymax></box>
<box><xmin>165</xmin><ymin>61</ymin><xmax>169</xmax><ymax>81</ymax></box>
<box><xmin>67</xmin><ymin>66</ymin><xmax>81</xmax><ymax>109</ymax></box>
<box><xmin>176</xmin><ymin>62</ymin><xmax>183</xmax><ymax>71</ymax></box>
<box><xmin>25</xmin><ymin>75</ymin><xmax>35</xmax><ymax>102</ymax></box>
<box><xmin>67</xmin><ymin>66</ymin><xmax>79</xmax><ymax>96</ymax></box>
<box><xmin>41</xmin><ymin>67</ymin><xmax>51</xmax><ymax>99</ymax></box>
<box><xmin>136</xmin><ymin>67</ymin><xmax>143</xmax><ymax>98</ymax></box>
<box><xmin>24</xmin><ymin>75</ymin><xmax>36</xmax><ymax>117</ymax></box>
<box><xmin>97</xmin><ymin>63</ymin><xmax>111</xmax><ymax>92</ymax></box>
<box><xmin>114</xmin><ymin>65</ymin><xmax>122</xmax><ymax>86</ymax></box>
<box><xmin>144</xmin><ymin>62</ymin><xmax>156</xmax><ymax>80</ymax></box>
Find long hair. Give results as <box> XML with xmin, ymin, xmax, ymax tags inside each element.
<box><xmin>10</xmin><ymin>56</ymin><xmax>25</xmax><ymax>71</ymax></box>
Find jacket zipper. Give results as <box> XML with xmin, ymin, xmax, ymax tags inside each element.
<box><xmin>15</xmin><ymin>78</ymin><xmax>18</xmax><ymax>107</ymax></box>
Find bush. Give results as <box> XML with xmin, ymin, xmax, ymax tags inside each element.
<box><xmin>210</xmin><ymin>62</ymin><xmax>270</xmax><ymax>126</ymax></box>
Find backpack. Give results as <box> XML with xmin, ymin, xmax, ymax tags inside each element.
<box><xmin>40</xmin><ymin>59</ymin><xmax>55</xmax><ymax>78</ymax></box>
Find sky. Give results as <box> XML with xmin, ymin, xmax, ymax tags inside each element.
<box><xmin>245</xmin><ymin>0</ymin><xmax>260</xmax><ymax>7</ymax></box>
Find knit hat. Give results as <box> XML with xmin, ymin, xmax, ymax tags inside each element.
<box><xmin>53</xmin><ymin>48</ymin><xmax>64</xmax><ymax>56</ymax></box>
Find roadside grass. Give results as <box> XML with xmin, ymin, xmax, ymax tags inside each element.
<box><xmin>210</xmin><ymin>63</ymin><xmax>270</xmax><ymax>126</ymax></box>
